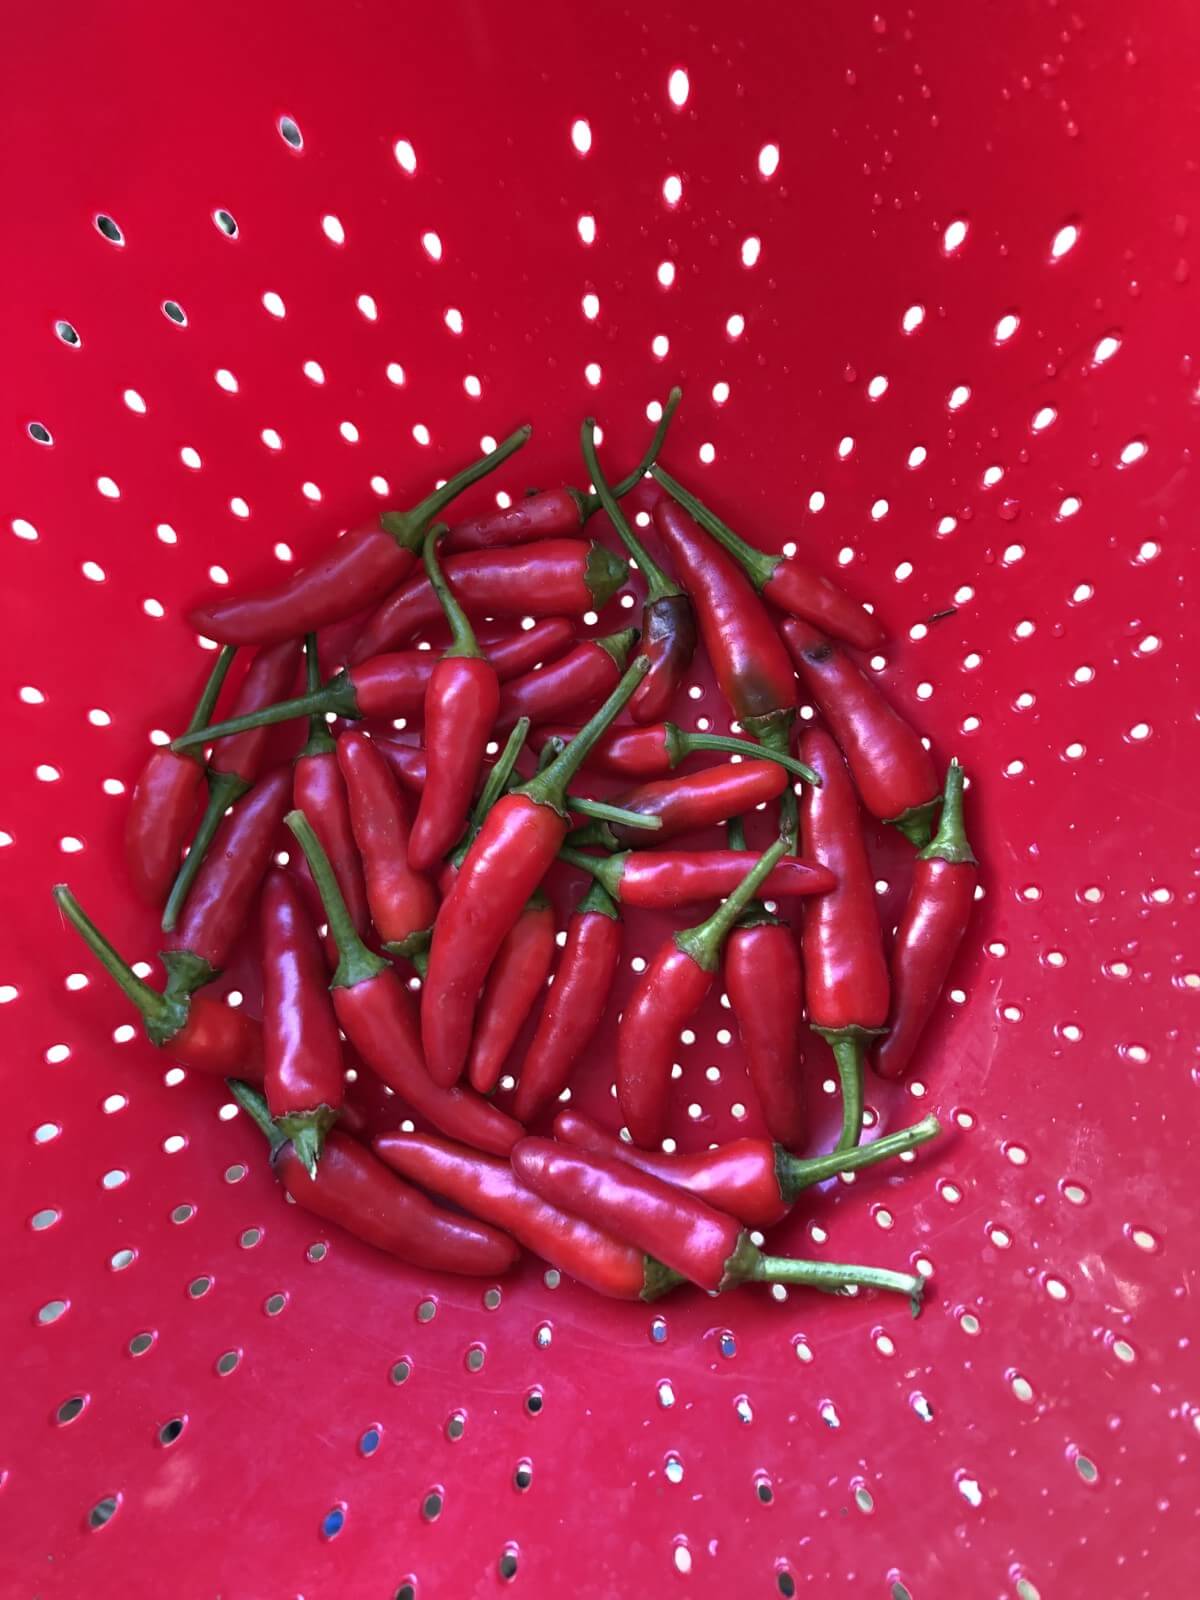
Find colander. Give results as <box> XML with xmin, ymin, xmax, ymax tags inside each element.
<box><xmin>4</xmin><ymin>2</ymin><xmax>1196</xmax><ymax>1594</ymax></box>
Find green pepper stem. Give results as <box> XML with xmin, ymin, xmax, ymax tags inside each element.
<box><xmin>812</xmin><ymin>1029</ymin><xmax>875</xmax><ymax>1152</ymax></box>
<box><xmin>226</xmin><ymin>1078</ymin><xmax>287</xmax><ymax>1156</ymax></box>
<box><xmin>161</xmin><ymin>767</ymin><xmax>252</xmax><ymax>931</ymax></box>
<box><xmin>889</xmin><ymin>799</ymin><xmax>939</xmax><ymax>848</ymax></box>
<box><xmin>674</xmin><ymin>837</ymin><xmax>789</xmax><ymax>972</ymax></box>
<box><xmin>776</xmin><ymin>1114</ymin><xmax>942</xmax><ymax>1204</ymax></box>
<box><xmin>919</xmin><ymin>759</ymin><xmax>975</xmax><ymax>865</ymax></box>
<box><xmin>169</xmin><ymin>674</ymin><xmax>358</xmax><ymax>753</ymax></box>
<box><xmin>276</xmin><ymin>1107</ymin><xmax>339</xmax><ymax>1178</ymax></box>
<box><xmin>664</xmin><ymin>723</ymin><xmax>818</xmax><ymax>783</ymax></box>
<box><xmin>651</xmin><ymin>464</ymin><xmax>778</xmax><ymax>592</ymax></box>
<box><xmin>582</xmin><ymin>388</ymin><xmax>682</xmax><ymax>517</ymax></box>
<box><xmin>517</xmin><ymin>657</ymin><xmax>651</xmax><ymax>816</ymax></box>
<box><xmin>285</xmin><ymin>810</ymin><xmax>388</xmax><ymax>991</ymax></box>
<box><xmin>745</xmin><ymin>1250</ymin><xmax>925</xmax><ymax>1314</ymax></box>
<box><xmin>726</xmin><ymin>811</ymin><xmax>779</xmax><ymax>930</ymax></box>
<box><xmin>558</xmin><ymin>847</ymin><xmax>626</xmax><ymax>899</ymax></box>
<box><xmin>448</xmin><ymin>717</ymin><xmax>530</xmax><ymax>871</ymax></box>
<box><xmin>595</xmin><ymin>627</ymin><xmax>639</xmax><ymax>671</ymax></box>
<box><xmin>563</xmin><ymin>819</ymin><xmax>615</xmax><ymax>850</ymax></box>
<box><xmin>567</xmin><ymin>796</ymin><xmax>662</xmax><ymax>831</ymax></box>
<box><xmin>382</xmin><ymin>424</ymin><xmax>532</xmax><ymax>548</ymax></box>
<box><xmin>581</xmin><ymin>419</ymin><xmax>680</xmax><ymax>603</ymax></box>
<box><xmin>749</xmin><ymin>714</ymin><xmax>801</xmax><ymax>848</ymax></box>
<box><xmin>726</xmin><ymin>814</ymin><xmax>747</xmax><ymax>852</ymax></box>
<box><xmin>577</xmin><ymin>878</ymin><xmax>620</xmax><ymax>919</ymax></box>
<box><xmin>300</xmin><ymin>633</ymin><xmax>335</xmax><ymax>756</ymax></box>
<box><xmin>53</xmin><ymin>885</ymin><xmax>184</xmax><ymax>1044</ymax></box>
<box><xmin>183</xmin><ymin>646</ymin><xmax>237</xmax><ymax>740</ymax></box>
<box><xmin>423</xmin><ymin>524</ymin><xmax>482</xmax><ymax>659</ymax></box>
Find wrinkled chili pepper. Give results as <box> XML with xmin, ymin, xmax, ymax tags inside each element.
<box><xmin>497</xmin><ymin>628</ymin><xmax>638</xmax><ymax>730</ymax></box>
<box><xmin>512</xmin><ymin>880</ymin><xmax>622</xmax><ymax>1125</ymax></box>
<box><xmin>162</xmin><ymin>639</ymin><xmax>302</xmax><ymax>931</ymax></box>
<box><xmin>125</xmin><ymin>645</ymin><xmax>236</xmax><ymax>906</ymax></box>
<box><xmin>421</xmin><ymin>655</ymin><xmax>650</xmax><ymax>1087</ymax></box>
<box><xmin>652</xmin><ymin>466</ymin><xmax>884</xmax><ymax>652</ymax></box>
<box><xmin>188</xmin><ymin>427</ymin><xmax>531</xmax><ymax>646</ymax></box>
<box><xmin>53</xmin><ymin>885</ymin><xmax>264</xmax><ymax>1078</ymax></box>
<box><xmin>260</xmin><ymin>868</ymin><xmax>344</xmax><ymax>1175</ymax></box>
<box><xmin>581</xmin><ymin>417</ymin><xmax>695</xmax><ymax>723</ymax></box>
<box><xmin>799</xmin><ymin>726</ymin><xmax>889</xmax><ymax>1151</ymax></box>
<box><xmin>373</xmin><ymin>1131</ymin><xmax>679</xmax><ymax>1299</ymax></box>
<box><xmin>781</xmin><ymin>616</ymin><xmax>940</xmax><ymax>846</ymax></box>
<box><xmin>581</xmin><ymin>759</ymin><xmax>790</xmax><ymax>852</ymax></box>
<box><xmin>618</xmin><ymin>837</ymin><xmax>787</xmax><ymax>1147</ymax></box>
<box><xmin>229</xmin><ymin>1081</ymin><xmax>518</xmax><ymax>1274</ymax></box>
<box><xmin>512</xmin><ymin>1139</ymin><xmax>924</xmax><ymax>1309</ymax></box>
<box><xmin>284</xmin><ymin>808</ymin><xmax>523</xmax><ymax>1155</ymax></box>
<box><xmin>874</xmin><ymin>760</ymin><xmax>978</xmax><ymax>1080</ymax></box>
<box><xmin>558</xmin><ymin>844</ymin><xmax>836</xmax><ymax>906</ymax></box>
<box><xmin>349</xmin><ymin>540</ymin><xmax>629</xmax><ymax>665</ymax></box>
<box><xmin>467</xmin><ymin>891</ymin><xmax>557</xmax><ymax>1092</ymax></box>
<box><xmin>530</xmin><ymin>721</ymin><xmax>818</xmax><ymax>784</ymax></box>
<box><xmin>555</xmin><ymin>1108</ymin><xmax>943</xmax><ymax>1229</ymax></box>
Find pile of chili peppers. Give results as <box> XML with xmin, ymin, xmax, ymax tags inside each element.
<box><xmin>54</xmin><ymin>398</ymin><xmax>979</xmax><ymax>1312</ymax></box>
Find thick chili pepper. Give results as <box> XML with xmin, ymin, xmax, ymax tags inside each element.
<box><xmin>162</xmin><ymin>639</ymin><xmax>302</xmax><ymax>931</ymax></box>
<box><xmin>229</xmin><ymin>1081</ymin><xmax>518</xmax><ymax>1274</ymax></box>
<box><xmin>421</xmin><ymin>655</ymin><xmax>650</xmax><ymax>1087</ymax></box>
<box><xmin>530</xmin><ymin>721</ymin><xmax>817</xmax><ymax>784</ymax></box>
<box><xmin>555</xmin><ymin>1108</ymin><xmax>942</xmax><ymax>1229</ymax></box>
<box><xmin>582</xmin><ymin>417</ymin><xmax>695</xmax><ymax>723</ymax></box>
<box><xmin>161</xmin><ymin>764</ymin><xmax>293</xmax><ymax>996</ymax></box>
<box><xmin>512</xmin><ymin>1139</ymin><xmax>924</xmax><ymax>1308</ymax></box>
<box><xmin>512</xmin><ymin>881</ymin><xmax>622</xmax><ymax>1125</ymax></box>
<box><xmin>260</xmin><ymin>868</ymin><xmax>344</xmax><ymax>1175</ymax></box>
<box><xmin>559</xmin><ymin>844</ymin><xmax>835</xmax><ymax>906</ymax></box>
<box><xmin>496</xmin><ymin>628</ymin><xmax>637</xmax><ymax>730</ymax></box>
<box><xmin>782</xmin><ymin>617</ymin><xmax>940</xmax><ymax>845</ymax></box>
<box><xmin>188</xmin><ymin>427</ymin><xmax>531</xmax><ymax>646</ymax></box>
<box><xmin>372</xmin><ymin>736</ymin><xmax>427</xmax><ymax>795</ymax></box>
<box><xmin>618</xmin><ymin>838</ymin><xmax>786</xmax><ymax>1147</ymax></box>
<box><xmin>336</xmin><ymin>730</ymin><xmax>438</xmax><ymax>960</ymax></box>
<box><xmin>373</xmin><ymin>1131</ymin><xmax>678</xmax><ymax>1299</ymax></box>
<box><xmin>653</xmin><ymin>466</ymin><xmax>883</xmax><ymax>651</ymax></box>
<box><xmin>53</xmin><ymin>885</ymin><xmax>263</xmax><ymax>1078</ymax></box>
<box><xmin>586</xmin><ymin>760</ymin><xmax>790</xmax><ymax>852</ymax></box>
<box><xmin>874</xmin><ymin>760</ymin><xmax>977</xmax><ymax>1080</ymax></box>
<box><xmin>467</xmin><ymin>892</ymin><xmax>557</xmax><ymax>1093</ymax></box>
<box><xmin>799</xmin><ymin>726</ymin><xmax>889</xmax><ymax>1151</ymax></box>
<box><xmin>125</xmin><ymin>646</ymin><xmax>236</xmax><ymax>906</ymax></box>
<box><xmin>285</xmin><ymin>809</ymin><xmax>522</xmax><ymax>1155</ymax></box>
<box><xmin>349</xmin><ymin>540</ymin><xmax>629</xmax><ymax>665</ymax></box>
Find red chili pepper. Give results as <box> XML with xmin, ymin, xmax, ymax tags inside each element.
<box><xmin>512</xmin><ymin>1139</ymin><xmax>924</xmax><ymax>1308</ymax></box>
<box><xmin>799</xmin><ymin>726</ymin><xmax>890</xmax><ymax>1151</ymax></box>
<box><xmin>496</xmin><ymin>628</ymin><xmax>638</xmax><ymax>730</ymax></box>
<box><xmin>874</xmin><ymin>760</ymin><xmax>978</xmax><ymax>1080</ymax></box>
<box><xmin>188</xmin><ymin>427</ymin><xmax>531</xmax><ymax>646</ymax></box>
<box><xmin>587</xmin><ymin>760</ymin><xmax>790</xmax><ymax>852</ymax></box>
<box><xmin>781</xmin><ymin>617</ymin><xmax>940</xmax><ymax>845</ymax></box>
<box><xmin>530</xmin><ymin>721</ymin><xmax>817</xmax><ymax>785</ymax></box>
<box><xmin>582</xmin><ymin>415</ymin><xmax>695</xmax><ymax>723</ymax></box>
<box><xmin>53</xmin><ymin>885</ymin><xmax>264</xmax><ymax>1078</ymax></box>
<box><xmin>512</xmin><ymin>881</ymin><xmax>622</xmax><ymax>1125</ymax></box>
<box><xmin>554</xmin><ymin>1108</ymin><xmax>943</xmax><ymax>1229</ymax></box>
<box><xmin>421</xmin><ymin>655</ymin><xmax>650</xmax><ymax>1087</ymax></box>
<box><xmin>229</xmin><ymin>1081</ymin><xmax>518</xmax><ymax>1274</ymax></box>
<box><xmin>372</xmin><ymin>736</ymin><xmax>427</xmax><ymax>795</ymax></box>
<box><xmin>162</xmin><ymin>639</ymin><xmax>302</xmax><ymax>931</ymax></box>
<box><xmin>467</xmin><ymin>891</ymin><xmax>557</xmax><ymax>1093</ymax></box>
<box><xmin>349</xmin><ymin>540</ymin><xmax>629</xmax><ymax>665</ymax></box>
<box><xmin>558</xmin><ymin>844</ymin><xmax>836</xmax><ymax>907</ymax></box>
<box><xmin>285</xmin><ymin>809</ymin><xmax>522</xmax><ymax>1155</ymax></box>
<box><xmin>653</xmin><ymin>467</ymin><xmax>884</xmax><ymax>652</ymax></box>
<box><xmin>373</xmin><ymin>1131</ymin><xmax>678</xmax><ymax>1299</ymax></box>
<box><xmin>125</xmin><ymin>646</ymin><xmax>237</xmax><ymax>906</ymax></box>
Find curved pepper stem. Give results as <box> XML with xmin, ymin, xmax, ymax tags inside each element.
<box><xmin>226</xmin><ymin>1077</ymin><xmax>287</xmax><ymax>1157</ymax></box>
<box><xmin>423</xmin><ymin>524</ymin><xmax>483</xmax><ymax>659</ymax></box>
<box><xmin>580</xmin><ymin>388</ymin><xmax>682</xmax><ymax>518</ymax></box>
<box><xmin>663</xmin><ymin>723</ymin><xmax>818</xmax><ymax>784</ymax></box>
<box><xmin>567</xmin><ymin>796</ymin><xmax>662</xmax><ymax>831</ymax></box>
<box><xmin>169</xmin><ymin>673</ymin><xmax>359</xmax><ymax>752</ymax></box>
<box><xmin>447</xmin><ymin>717</ymin><xmax>531</xmax><ymax>871</ymax></box>
<box><xmin>517</xmin><ymin>657</ymin><xmax>651</xmax><ymax>817</ymax></box>
<box><xmin>725</xmin><ymin>816</ymin><xmax>778</xmax><ymax>930</ymax></box>
<box><xmin>674</xmin><ymin>837</ymin><xmax>788</xmax><ymax>972</ymax></box>
<box><xmin>651</xmin><ymin>464</ymin><xmax>779</xmax><ymax>593</ymax></box>
<box><xmin>285</xmin><ymin>810</ymin><xmax>388</xmax><ymax>991</ymax></box>
<box><xmin>595</xmin><ymin>627</ymin><xmax>639</xmax><ymax>671</ymax></box>
<box><xmin>920</xmin><ymin>759</ymin><xmax>975</xmax><ymax>864</ymax></box>
<box><xmin>813</xmin><ymin>1027</ymin><xmax>883</xmax><ymax>1151</ymax></box>
<box><xmin>53</xmin><ymin>884</ymin><xmax>187</xmax><ymax>1047</ymax></box>
<box><xmin>299</xmin><ymin>633</ymin><xmax>336</xmax><ymax>756</ymax></box>
<box><xmin>577</xmin><ymin>878</ymin><xmax>620</xmax><ymax>920</ymax></box>
<box><xmin>183</xmin><ymin>645</ymin><xmax>238</xmax><ymax>744</ymax></box>
<box><xmin>557</xmin><ymin>846</ymin><xmax>626</xmax><ymax>899</ymax></box>
<box><xmin>276</xmin><ymin>1107</ymin><xmax>339</xmax><ymax>1179</ymax></box>
<box><xmin>581</xmin><ymin>418</ymin><xmax>681</xmax><ymax>604</ymax></box>
<box><xmin>161</xmin><ymin>767</ymin><xmax>251</xmax><ymax>932</ymax></box>
<box><xmin>747</xmin><ymin>714</ymin><xmax>800</xmax><ymax>848</ymax></box>
<box><xmin>775</xmin><ymin>1113</ymin><xmax>942</xmax><ymax>1204</ymax></box>
<box><xmin>380</xmin><ymin>424</ymin><xmax>532</xmax><ymax>550</ymax></box>
<box><xmin>889</xmin><ymin>800</ymin><xmax>940</xmax><ymax>848</ymax></box>
<box><xmin>744</xmin><ymin>1250</ymin><xmax>925</xmax><ymax>1316</ymax></box>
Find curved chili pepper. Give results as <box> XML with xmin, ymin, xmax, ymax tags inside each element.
<box><xmin>559</xmin><ymin>845</ymin><xmax>835</xmax><ymax>906</ymax></box>
<box><xmin>591</xmin><ymin>760</ymin><xmax>789</xmax><ymax>852</ymax></box>
<box><xmin>467</xmin><ymin>891</ymin><xmax>557</xmax><ymax>1093</ymax></box>
<box><xmin>372</xmin><ymin>736</ymin><xmax>427</xmax><ymax>795</ymax></box>
<box><xmin>373</xmin><ymin>1131</ymin><xmax>678</xmax><ymax>1299</ymax></box>
<box><xmin>434</xmin><ymin>718</ymin><xmax>532</xmax><ymax>900</ymax></box>
<box><xmin>530</xmin><ymin>721</ymin><xmax>817</xmax><ymax>784</ymax></box>
<box><xmin>349</xmin><ymin>540</ymin><xmax>629</xmax><ymax>665</ymax></box>
<box><xmin>618</xmin><ymin>838</ymin><xmax>786</xmax><ymax>1147</ymax></box>
<box><xmin>421</xmin><ymin>656</ymin><xmax>650</xmax><ymax>1087</ymax></box>
<box><xmin>285</xmin><ymin>809</ymin><xmax>522</xmax><ymax>1155</ymax></box>
<box><xmin>162</xmin><ymin>639</ymin><xmax>302</xmax><ymax>931</ymax></box>
<box><xmin>554</xmin><ymin>1108</ymin><xmax>943</xmax><ymax>1229</ymax></box>
<box><xmin>782</xmin><ymin>617</ymin><xmax>940</xmax><ymax>845</ymax></box>
<box><xmin>512</xmin><ymin>881</ymin><xmax>622</xmax><ymax>1125</ymax></box>
<box><xmin>188</xmin><ymin>427</ymin><xmax>531</xmax><ymax>646</ymax></box>
<box><xmin>874</xmin><ymin>760</ymin><xmax>977</xmax><ymax>1080</ymax></box>
<box><xmin>513</xmin><ymin>1139</ymin><xmax>924</xmax><ymax>1308</ymax></box>
<box><xmin>653</xmin><ymin>467</ymin><xmax>883</xmax><ymax>652</ymax></box>
<box><xmin>497</xmin><ymin>628</ymin><xmax>637</xmax><ymax>730</ymax></box>
<box><xmin>582</xmin><ymin>416</ymin><xmax>695</xmax><ymax>724</ymax></box>
<box><xmin>336</xmin><ymin>730</ymin><xmax>438</xmax><ymax>961</ymax></box>
<box><xmin>229</xmin><ymin>1081</ymin><xmax>518</xmax><ymax>1274</ymax></box>
<box><xmin>799</xmin><ymin>726</ymin><xmax>889</xmax><ymax>1151</ymax></box>
<box><xmin>125</xmin><ymin>646</ymin><xmax>236</xmax><ymax>906</ymax></box>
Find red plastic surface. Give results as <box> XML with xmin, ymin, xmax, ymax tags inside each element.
<box><xmin>3</xmin><ymin>3</ymin><xmax>1197</xmax><ymax>1595</ymax></box>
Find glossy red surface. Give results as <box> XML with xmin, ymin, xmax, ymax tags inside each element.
<box><xmin>3</xmin><ymin>2</ymin><xmax>1196</xmax><ymax>1595</ymax></box>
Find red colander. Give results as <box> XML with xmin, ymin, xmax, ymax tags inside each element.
<box><xmin>3</xmin><ymin>2</ymin><xmax>1196</xmax><ymax>1595</ymax></box>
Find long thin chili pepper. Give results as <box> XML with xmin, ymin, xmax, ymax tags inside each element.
<box><xmin>582</xmin><ymin>417</ymin><xmax>695</xmax><ymax>723</ymax></box>
<box><xmin>444</xmin><ymin>390</ymin><xmax>682</xmax><ymax>553</ymax></box>
<box><xmin>512</xmin><ymin>879</ymin><xmax>622</xmax><ymax>1125</ymax></box>
<box><xmin>581</xmin><ymin>759</ymin><xmax>789</xmax><ymax>852</ymax></box>
<box><xmin>162</xmin><ymin>764</ymin><xmax>293</xmax><ymax>996</ymax></box>
<box><xmin>337</xmin><ymin>730</ymin><xmax>439</xmax><ymax>960</ymax></box>
<box><xmin>421</xmin><ymin>655</ymin><xmax>650</xmax><ymax>1087</ymax></box>
<box><xmin>372</xmin><ymin>736</ymin><xmax>428</xmax><ymax>795</ymax></box>
<box><xmin>260</xmin><ymin>869</ymin><xmax>344</xmax><ymax>1175</ymax></box>
<box><xmin>435</xmin><ymin>717</ymin><xmax>532</xmax><ymax>899</ymax></box>
<box><xmin>555</xmin><ymin>1108</ymin><xmax>942</xmax><ymax>1228</ymax></box>
<box><xmin>349</xmin><ymin>540</ymin><xmax>629</xmax><ymax>665</ymax></box>
<box><xmin>373</xmin><ymin>1131</ymin><xmax>679</xmax><ymax>1299</ymax></box>
<box><xmin>652</xmin><ymin>466</ymin><xmax>884</xmax><ymax>652</ymax></box>
<box><xmin>874</xmin><ymin>760</ymin><xmax>978</xmax><ymax>1080</ymax></box>
<box><xmin>162</xmin><ymin>639</ymin><xmax>302</xmax><ymax>931</ymax></box>
<box><xmin>284</xmin><ymin>809</ymin><xmax>523</xmax><ymax>1155</ymax></box>
<box><xmin>229</xmin><ymin>1081</ymin><xmax>518</xmax><ymax>1274</ymax></box>
<box><xmin>530</xmin><ymin>721</ymin><xmax>818</xmax><ymax>784</ymax></box>
<box><xmin>496</xmin><ymin>628</ymin><xmax>638</xmax><ymax>729</ymax></box>
<box><xmin>558</xmin><ymin>844</ymin><xmax>836</xmax><ymax>906</ymax></box>
<box><xmin>799</xmin><ymin>726</ymin><xmax>889</xmax><ymax>1151</ymax></box>
<box><xmin>781</xmin><ymin>617</ymin><xmax>940</xmax><ymax>845</ymax></box>
<box><xmin>512</xmin><ymin>1139</ymin><xmax>924</xmax><ymax>1310</ymax></box>
<box><xmin>467</xmin><ymin>891</ymin><xmax>557</xmax><ymax>1094</ymax></box>
<box><xmin>53</xmin><ymin>885</ymin><xmax>263</xmax><ymax>1078</ymax></box>
<box><xmin>188</xmin><ymin>426</ymin><xmax>531</xmax><ymax>646</ymax></box>
<box><xmin>125</xmin><ymin>646</ymin><xmax>236</xmax><ymax>906</ymax></box>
